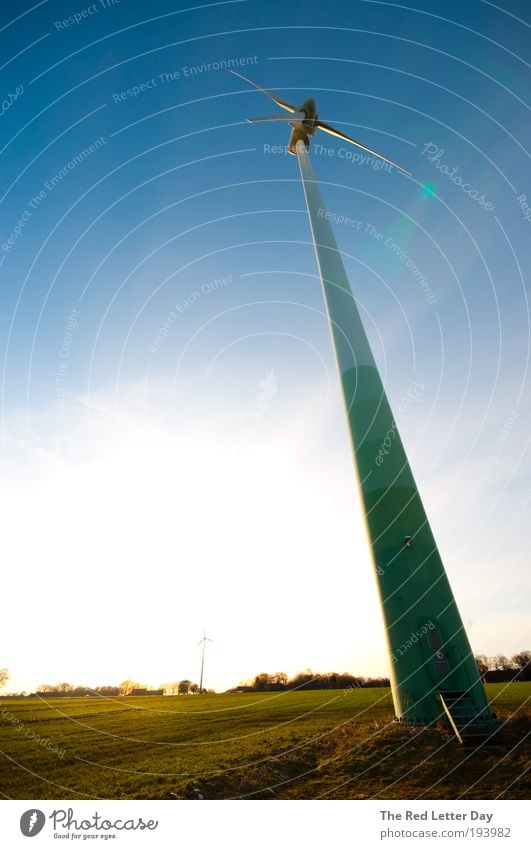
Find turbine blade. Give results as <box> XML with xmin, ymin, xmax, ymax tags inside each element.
<box><xmin>316</xmin><ymin>120</ymin><xmax>411</xmax><ymax>175</ymax></box>
<box><xmin>228</xmin><ymin>69</ymin><xmax>297</xmax><ymax>114</ymax></box>
<box><xmin>246</xmin><ymin>113</ymin><xmax>305</xmax><ymax>123</ymax></box>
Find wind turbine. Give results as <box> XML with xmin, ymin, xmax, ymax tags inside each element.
<box><xmin>229</xmin><ymin>71</ymin><xmax>495</xmax><ymax>742</ymax></box>
<box><xmin>228</xmin><ymin>69</ymin><xmax>410</xmax><ymax>170</ymax></box>
<box><xmin>197</xmin><ymin>631</ymin><xmax>213</xmax><ymax>694</ymax></box>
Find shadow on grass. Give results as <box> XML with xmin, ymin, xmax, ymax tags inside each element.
<box><xmin>171</xmin><ymin>710</ymin><xmax>531</xmax><ymax>800</ymax></box>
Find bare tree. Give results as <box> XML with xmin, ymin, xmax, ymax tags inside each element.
<box><xmin>512</xmin><ymin>650</ymin><xmax>531</xmax><ymax>680</ymax></box>
<box><xmin>491</xmin><ymin>654</ymin><xmax>512</xmax><ymax>671</ymax></box>
<box><xmin>178</xmin><ymin>679</ymin><xmax>191</xmax><ymax>695</ymax></box>
<box><xmin>160</xmin><ymin>682</ymin><xmax>180</xmax><ymax>695</ymax></box>
<box><xmin>474</xmin><ymin>655</ymin><xmax>490</xmax><ymax>677</ymax></box>
<box><xmin>0</xmin><ymin>669</ymin><xmax>9</xmax><ymax>690</ymax></box>
<box><xmin>94</xmin><ymin>686</ymin><xmax>120</xmax><ymax>696</ymax></box>
<box><xmin>119</xmin><ymin>679</ymin><xmax>141</xmax><ymax>696</ymax></box>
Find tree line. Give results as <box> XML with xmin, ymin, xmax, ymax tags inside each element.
<box><xmin>474</xmin><ymin>651</ymin><xmax>531</xmax><ymax>682</ymax></box>
<box><xmin>243</xmin><ymin>654</ymin><xmax>531</xmax><ymax>690</ymax></box>
<box><xmin>230</xmin><ymin>671</ymin><xmax>391</xmax><ymax>692</ymax></box>
<box><xmin>30</xmin><ymin>680</ymin><xmax>208</xmax><ymax>697</ymax></box>
<box><xmin>0</xmin><ymin>674</ymin><xmax>206</xmax><ymax>698</ymax></box>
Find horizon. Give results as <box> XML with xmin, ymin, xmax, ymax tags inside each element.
<box><xmin>2</xmin><ymin>669</ymin><xmax>394</xmax><ymax>696</ymax></box>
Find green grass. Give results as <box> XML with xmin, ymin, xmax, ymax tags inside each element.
<box><xmin>0</xmin><ymin>684</ymin><xmax>529</xmax><ymax>799</ymax></box>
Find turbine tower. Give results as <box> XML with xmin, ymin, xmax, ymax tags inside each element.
<box><xmin>197</xmin><ymin>631</ymin><xmax>213</xmax><ymax>694</ymax></box>
<box><xmin>230</xmin><ymin>71</ymin><xmax>495</xmax><ymax>741</ymax></box>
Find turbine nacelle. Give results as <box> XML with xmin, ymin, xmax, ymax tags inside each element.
<box><xmin>287</xmin><ymin>97</ymin><xmax>318</xmax><ymax>154</ymax></box>
<box><xmin>228</xmin><ymin>70</ymin><xmax>410</xmax><ymax>174</ymax></box>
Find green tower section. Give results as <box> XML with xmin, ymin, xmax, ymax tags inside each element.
<box><xmin>297</xmin><ymin>142</ymin><xmax>493</xmax><ymax>726</ymax></box>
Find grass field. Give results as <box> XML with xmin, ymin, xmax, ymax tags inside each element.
<box><xmin>0</xmin><ymin>684</ymin><xmax>529</xmax><ymax>800</ymax></box>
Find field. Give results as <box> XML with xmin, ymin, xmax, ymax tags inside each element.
<box><xmin>0</xmin><ymin>684</ymin><xmax>529</xmax><ymax>800</ymax></box>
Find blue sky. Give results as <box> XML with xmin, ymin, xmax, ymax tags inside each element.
<box><xmin>0</xmin><ymin>0</ymin><xmax>530</xmax><ymax>693</ymax></box>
